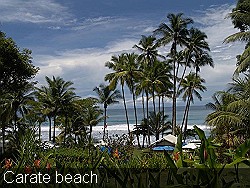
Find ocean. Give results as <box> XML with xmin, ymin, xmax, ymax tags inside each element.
<box><xmin>40</xmin><ymin>105</ymin><xmax>213</xmax><ymax>144</ymax></box>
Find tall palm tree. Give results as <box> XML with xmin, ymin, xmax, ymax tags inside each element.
<box><xmin>179</xmin><ymin>72</ymin><xmax>206</xmax><ymax>140</ymax></box>
<box><xmin>134</xmin><ymin>35</ymin><xmax>164</xmax><ymax>144</ymax></box>
<box><xmin>122</xmin><ymin>53</ymin><xmax>143</xmax><ymax>147</ymax></box>
<box><xmin>154</xmin><ymin>13</ymin><xmax>193</xmax><ymax>135</ymax></box>
<box><xmin>105</xmin><ymin>54</ymin><xmax>134</xmax><ymax>135</ymax></box>
<box><xmin>177</xmin><ymin>27</ymin><xmax>213</xmax><ymax>93</ymax></box>
<box><xmin>93</xmin><ymin>83</ymin><xmax>121</xmax><ymax>140</ymax></box>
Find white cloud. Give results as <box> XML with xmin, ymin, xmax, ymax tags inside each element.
<box><xmin>72</xmin><ymin>16</ymin><xmax>127</xmax><ymax>31</ymax></box>
<box><xmin>189</xmin><ymin>4</ymin><xmax>245</xmax><ymax>103</ymax></box>
<box><xmin>0</xmin><ymin>0</ymin><xmax>73</xmax><ymax>24</ymax></box>
<box><xmin>34</xmin><ymin>39</ymin><xmax>137</xmax><ymax>96</ymax></box>
<box><xmin>30</xmin><ymin>3</ymin><xmax>245</xmax><ymax>105</ymax></box>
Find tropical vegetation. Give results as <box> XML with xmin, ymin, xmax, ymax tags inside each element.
<box><xmin>1</xmin><ymin>0</ymin><xmax>250</xmax><ymax>187</ymax></box>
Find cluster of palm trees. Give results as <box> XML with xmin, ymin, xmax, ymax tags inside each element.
<box><xmin>101</xmin><ymin>13</ymin><xmax>213</xmax><ymax>146</ymax></box>
<box><xmin>1</xmin><ymin>12</ymin><xmax>215</xmax><ymax>153</ymax></box>
<box><xmin>206</xmin><ymin>75</ymin><xmax>250</xmax><ymax>147</ymax></box>
<box><xmin>206</xmin><ymin>0</ymin><xmax>250</xmax><ymax>148</ymax></box>
<box><xmin>0</xmin><ymin>76</ymin><xmax>105</xmax><ymax>154</ymax></box>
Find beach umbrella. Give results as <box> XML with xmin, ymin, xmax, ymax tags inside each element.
<box><xmin>152</xmin><ymin>146</ymin><xmax>175</xmax><ymax>151</ymax></box>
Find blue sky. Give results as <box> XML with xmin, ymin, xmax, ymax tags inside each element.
<box><xmin>0</xmin><ymin>0</ymin><xmax>244</xmax><ymax>107</ymax></box>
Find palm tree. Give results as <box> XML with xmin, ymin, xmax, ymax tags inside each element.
<box><xmin>177</xmin><ymin>27</ymin><xmax>213</xmax><ymax>93</ymax></box>
<box><xmin>179</xmin><ymin>72</ymin><xmax>206</xmax><ymax>140</ymax></box>
<box><xmin>224</xmin><ymin>0</ymin><xmax>250</xmax><ymax>75</ymax></box>
<box><xmin>105</xmin><ymin>54</ymin><xmax>136</xmax><ymax>135</ymax></box>
<box><xmin>205</xmin><ymin>91</ymin><xmax>242</xmax><ymax>146</ymax></box>
<box><xmin>0</xmin><ymin>82</ymin><xmax>35</xmax><ymax>153</ymax></box>
<box><xmin>81</xmin><ymin>98</ymin><xmax>103</xmax><ymax>144</ymax></box>
<box><xmin>133</xmin><ymin>35</ymin><xmax>164</xmax><ymax>67</ymax></box>
<box><xmin>93</xmin><ymin>83</ymin><xmax>121</xmax><ymax>140</ymax></box>
<box><xmin>134</xmin><ymin>35</ymin><xmax>164</xmax><ymax>144</ymax></box>
<box><xmin>121</xmin><ymin>53</ymin><xmax>143</xmax><ymax>147</ymax></box>
<box><xmin>154</xmin><ymin>13</ymin><xmax>193</xmax><ymax>135</ymax></box>
<box><xmin>37</xmin><ymin>76</ymin><xmax>76</xmax><ymax>143</ymax></box>
<box><xmin>147</xmin><ymin>111</ymin><xmax>171</xmax><ymax>141</ymax></box>
<box><xmin>0</xmin><ymin>95</ymin><xmax>13</xmax><ymax>154</ymax></box>
<box><xmin>35</xmin><ymin>86</ymin><xmax>54</xmax><ymax>141</ymax></box>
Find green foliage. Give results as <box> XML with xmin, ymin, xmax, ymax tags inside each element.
<box><xmin>224</xmin><ymin>0</ymin><xmax>250</xmax><ymax>74</ymax></box>
<box><xmin>0</xmin><ymin>31</ymin><xmax>38</xmax><ymax>94</ymax></box>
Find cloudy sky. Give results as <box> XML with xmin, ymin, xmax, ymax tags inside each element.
<box><xmin>0</xmin><ymin>0</ymin><xmax>244</xmax><ymax>107</ymax></box>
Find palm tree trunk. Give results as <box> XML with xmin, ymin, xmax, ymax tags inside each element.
<box><xmin>2</xmin><ymin>126</ymin><xmax>5</xmax><ymax>154</ymax></box>
<box><xmin>121</xmin><ymin>84</ymin><xmax>130</xmax><ymax>134</ymax></box>
<box><xmin>177</xmin><ymin>53</ymin><xmax>191</xmax><ymax>93</ymax></box>
<box><xmin>64</xmin><ymin>115</ymin><xmax>68</xmax><ymax>145</ymax></box>
<box><xmin>14</xmin><ymin>109</ymin><xmax>18</xmax><ymax>132</ymax></box>
<box><xmin>103</xmin><ymin>105</ymin><xmax>107</xmax><ymax>140</ymax></box>
<box><xmin>172</xmin><ymin>60</ymin><xmax>177</xmax><ymax>135</ymax></box>
<box><xmin>158</xmin><ymin>95</ymin><xmax>161</xmax><ymax>114</ymax></box>
<box><xmin>142</xmin><ymin>91</ymin><xmax>145</xmax><ymax>119</ymax></box>
<box><xmin>156</xmin><ymin>132</ymin><xmax>160</xmax><ymax>141</ymax></box>
<box><xmin>172</xmin><ymin>42</ymin><xmax>177</xmax><ymax>135</ymax></box>
<box><xmin>152</xmin><ymin>85</ymin><xmax>156</xmax><ymax>115</ymax></box>
<box><xmin>162</xmin><ymin>96</ymin><xmax>165</xmax><ymax>134</ymax></box>
<box><xmin>181</xmin><ymin>96</ymin><xmax>189</xmax><ymax>132</ymax></box>
<box><xmin>131</xmin><ymin>84</ymin><xmax>138</xmax><ymax>126</ymax></box>
<box><xmin>48</xmin><ymin>116</ymin><xmax>52</xmax><ymax>141</ymax></box>
<box><xmin>39</xmin><ymin>123</ymin><xmax>41</xmax><ymax>142</ymax></box>
<box><xmin>146</xmin><ymin>90</ymin><xmax>150</xmax><ymax>145</ymax></box>
<box><xmin>184</xmin><ymin>95</ymin><xmax>192</xmax><ymax>142</ymax></box>
<box><xmin>53</xmin><ymin>115</ymin><xmax>56</xmax><ymax>143</ymax></box>
<box><xmin>89</xmin><ymin>124</ymin><xmax>92</xmax><ymax>145</ymax></box>
<box><xmin>142</xmin><ymin>134</ymin><xmax>145</xmax><ymax>148</ymax></box>
<box><xmin>132</xmin><ymin>88</ymin><xmax>141</xmax><ymax>148</ymax></box>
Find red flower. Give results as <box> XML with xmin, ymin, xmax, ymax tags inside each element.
<box><xmin>25</xmin><ymin>166</ymin><xmax>32</xmax><ymax>174</ymax></box>
<box><xmin>204</xmin><ymin>149</ymin><xmax>208</xmax><ymax>160</ymax></box>
<box><xmin>46</xmin><ymin>163</ymin><xmax>51</xmax><ymax>171</ymax></box>
<box><xmin>4</xmin><ymin>159</ymin><xmax>12</xmax><ymax>169</ymax></box>
<box><xmin>173</xmin><ymin>152</ymin><xmax>180</xmax><ymax>161</ymax></box>
<box><xmin>34</xmin><ymin>159</ymin><xmax>41</xmax><ymax>168</ymax></box>
<box><xmin>113</xmin><ymin>148</ymin><xmax>119</xmax><ymax>159</ymax></box>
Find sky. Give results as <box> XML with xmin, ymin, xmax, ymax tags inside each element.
<box><xmin>0</xmin><ymin>0</ymin><xmax>245</xmax><ymax>107</ymax></box>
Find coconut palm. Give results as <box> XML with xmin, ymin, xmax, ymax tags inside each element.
<box><xmin>147</xmin><ymin>111</ymin><xmax>172</xmax><ymax>141</ymax></box>
<box><xmin>133</xmin><ymin>35</ymin><xmax>164</xmax><ymax>66</ymax></box>
<box><xmin>154</xmin><ymin>13</ymin><xmax>193</xmax><ymax>134</ymax></box>
<box><xmin>134</xmin><ymin>35</ymin><xmax>165</xmax><ymax>144</ymax></box>
<box><xmin>206</xmin><ymin>74</ymin><xmax>250</xmax><ymax>146</ymax></box>
<box><xmin>35</xmin><ymin>86</ymin><xmax>54</xmax><ymax>141</ymax></box>
<box><xmin>37</xmin><ymin>76</ymin><xmax>76</xmax><ymax>143</ymax></box>
<box><xmin>105</xmin><ymin>53</ymin><xmax>140</xmax><ymax>136</ymax></box>
<box><xmin>205</xmin><ymin>91</ymin><xmax>242</xmax><ymax>146</ymax></box>
<box><xmin>93</xmin><ymin>83</ymin><xmax>121</xmax><ymax>140</ymax></box>
<box><xmin>177</xmin><ymin>28</ymin><xmax>213</xmax><ymax>92</ymax></box>
<box><xmin>121</xmin><ymin>53</ymin><xmax>143</xmax><ymax>147</ymax></box>
<box><xmin>179</xmin><ymin>72</ymin><xmax>206</xmax><ymax>140</ymax></box>
<box><xmin>224</xmin><ymin>0</ymin><xmax>250</xmax><ymax>75</ymax></box>
<box><xmin>77</xmin><ymin>98</ymin><xmax>103</xmax><ymax>144</ymax></box>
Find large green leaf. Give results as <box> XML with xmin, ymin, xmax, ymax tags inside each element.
<box><xmin>235</xmin><ymin>139</ymin><xmax>250</xmax><ymax>158</ymax></box>
<box><xmin>163</xmin><ymin>150</ymin><xmax>183</xmax><ymax>184</ymax></box>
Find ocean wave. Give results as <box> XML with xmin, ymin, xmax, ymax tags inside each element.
<box><xmin>92</xmin><ymin>124</ymin><xmax>210</xmax><ymax>132</ymax></box>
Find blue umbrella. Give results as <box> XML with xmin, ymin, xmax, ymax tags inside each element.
<box><xmin>152</xmin><ymin>146</ymin><xmax>175</xmax><ymax>151</ymax></box>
